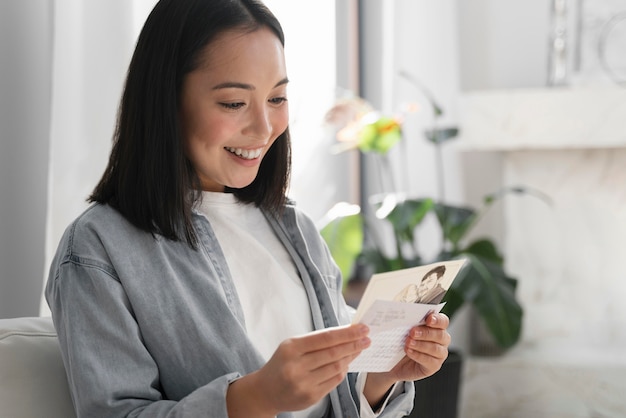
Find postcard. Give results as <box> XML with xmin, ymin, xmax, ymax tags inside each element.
<box><xmin>349</xmin><ymin>259</ymin><xmax>466</xmax><ymax>373</ymax></box>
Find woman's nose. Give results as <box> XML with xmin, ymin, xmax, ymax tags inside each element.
<box><xmin>244</xmin><ymin>105</ymin><xmax>272</xmax><ymax>139</ymax></box>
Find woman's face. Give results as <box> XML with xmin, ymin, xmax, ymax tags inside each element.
<box><xmin>180</xmin><ymin>27</ymin><xmax>289</xmax><ymax>192</ymax></box>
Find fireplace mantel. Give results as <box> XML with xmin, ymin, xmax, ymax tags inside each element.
<box><xmin>454</xmin><ymin>86</ymin><xmax>626</xmax><ymax>418</ymax></box>
<box><xmin>457</xmin><ymin>86</ymin><xmax>626</xmax><ymax>151</ymax></box>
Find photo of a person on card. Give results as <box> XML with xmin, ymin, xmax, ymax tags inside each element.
<box><xmin>415</xmin><ymin>265</ymin><xmax>447</xmax><ymax>304</ymax></box>
<box><xmin>392</xmin><ymin>264</ymin><xmax>448</xmax><ymax>305</ymax></box>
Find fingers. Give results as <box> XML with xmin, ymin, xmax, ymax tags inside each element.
<box><xmin>256</xmin><ymin>325</ymin><xmax>371</xmax><ymax>412</ymax></box>
<box><xmin>404</xmin><ymin>325</ymin><xmax>449</xmax><ymax>377</ymax></box>
<box><xmin>294</xmin><ymin>324</ymin><xmax>370</xmax><ymax>371</ymax></box>
<box><xmin>310</xmin><ymin>350</ymin><xmax>362</xmax><ymax>388</ymax></box>
<box><xmin>405</xmin><ymin>343</ymin><xmax>448</xmax><ymax>374</ymax></box>
<box><xmin>406</xmin><ymin>336</ymin><xmax>449</xmax><ymax>360</ymax></box>
<box><xmin>426</xmin><ymin>312</ymin><xmax>449</xmax><ymax>329</ymax></box>
<box><xmin>405</xmin><ymin>312</ymin><xmax>451</xmax><ymax>361</ymax></box>
<box><xmin>408</xmin><ymin>326</ymin><xmax>451</xmax><ymax>345</ymax></box>
<box><xmin>299</xmin><ymin>323</ymin><xmax>370</xmax><ymax>351</ymax></box>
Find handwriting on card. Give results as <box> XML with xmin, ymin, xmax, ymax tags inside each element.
<box><xmin>368</xmin><ymin>307</ymin><xmax>405</xmax><ymax>327</ymax></box>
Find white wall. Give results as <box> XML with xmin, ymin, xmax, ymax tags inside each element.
<box><xmin>455</xmin><ymin>0</ymin><xmax>551</xmax><ymax>275</ymax></box>
<box><xmin>0</xmin><ymin>1</ymin><xmax>52</xmax><ymax>318</ymax></box>
<box><xmin>457</xmin><ymin>0</ymin><xmax>550</xmax><ymax>91</ymax></box>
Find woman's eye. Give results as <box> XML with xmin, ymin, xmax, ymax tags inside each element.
<box><xmin>269</xmin><ymin>97</ymin><xmax>288</xmax><ymax>105</ymax></box>
<box><xmin>220</xmin><ymin>102</ymin><xmax>245</xmax><ymax>110</ymax></box>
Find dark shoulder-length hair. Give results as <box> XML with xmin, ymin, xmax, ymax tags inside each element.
<box><xmin>89</xmin><ymin>0</ymin><xmax>291</xmax><ymax>247</ymax></box>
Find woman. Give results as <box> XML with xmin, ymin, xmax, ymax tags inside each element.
<box><xmin>45</xmin><ymin>1</ymin><xmax>451</xmax><ymax>417</ymax></box>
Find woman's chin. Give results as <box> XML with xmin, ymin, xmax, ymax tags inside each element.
<box><xmin>226</xmin><ymin>178</ymin><xmax>257</xmax><ymax>191</ymax></box>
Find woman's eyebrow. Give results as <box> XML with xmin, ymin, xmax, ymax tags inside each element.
<box><xmin>212</xmin><ymin>81</ymin><xmax>254</xmax><ymax>90</ymax></box>
<box><xmin>275</xmin><ymin>77</ymin><xmax>289</xmax><ymax>87</ymax></box>
<box><xmin>212</xmin><ymin>77</ymin><xmax>289</xmax><ymax>91</ymax></box>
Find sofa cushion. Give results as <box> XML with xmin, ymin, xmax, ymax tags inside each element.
<box><xmin>0</xmin><ymin>316</ymin><xmax>76</xmax><ymax>418</ymax></box>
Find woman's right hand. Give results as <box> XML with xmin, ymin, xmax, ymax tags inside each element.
<box><xmin>226</xmin><ymin>323</ymin><xmax>370</xmax><ymax>417</ymax></box>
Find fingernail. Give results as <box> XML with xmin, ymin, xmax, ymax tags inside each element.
<box><xmin>357</xmin><ymin>324</ymin><xmax>369</xmax><ymax>334</ymax></box>
<box><xmin>413</xmin><ymin>330</ymin><xmax>423</xmax><ymax>338</ymax></box>
<box><xmin>431</xmin><ymin>315</ymin><xmax>438</xmax><ymax>325</ymax></box>
<box><xmin>359</xmin><ymin>337</ymin><xmax>371</xmax><ymax>348</ymax></box>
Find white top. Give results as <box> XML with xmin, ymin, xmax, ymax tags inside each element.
<box><xmin>198</xmin><ymin>192</ymin><xmax>327</xmax><ymax>417</ymax></box>
<box><xmin>197</xmin><ymin>192</ymin><xmax>392</xmax><ymax>418</ymax></box>
<box><xmin>198</xmin><ymin>192</ymin><xmax>313</xmax><ymax>359</ymax></box>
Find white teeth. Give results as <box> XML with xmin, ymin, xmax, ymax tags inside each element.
<box><xmin>225</xmin><ymin>147</ymin><xmax>263</xmax><ymax>160</ymax></box>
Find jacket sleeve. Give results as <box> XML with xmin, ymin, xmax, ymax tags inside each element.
<box><xmin>46</xmin><ymin>255</ymin><xmax>238</xmax><ymax>418</ymax></box>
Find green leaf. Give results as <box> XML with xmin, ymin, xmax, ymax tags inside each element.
<box><xmin>433</xmin><ymin>203</ymin><xmax>477</xmax><ymax>247</ymax></box>
<box><xmin>320</xmin><ymin>213</ymin><xmax>363</xmax><ymax>284</ymax></box>
<box><xmin>461</xmin><ymin>238</ymin><xmax>503</xmax><ymax>265</ymax></box>
<box><xmin>424</xmin><ymin>127</ymin><xmax>459</xmax><ymax>144</ymax></box>
<box><xmin>445</xmin><ymin>254</ymin><xmax>522</xmax><ymax>348</ymax></box>
<box><xmin>440</xmin><ymin>287</ymin><xmax>464</xmax><ymax>320</ymax></box>
<box><xmin>379</xmin><ymin>198</ymin><xmax>434</xmax><ymax>244</ymax></box>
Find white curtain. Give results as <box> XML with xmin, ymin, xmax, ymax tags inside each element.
<box><xmin>40</xmin><ymin>0</ymin><xmax>157</xmax><ymax>316</ymax></box>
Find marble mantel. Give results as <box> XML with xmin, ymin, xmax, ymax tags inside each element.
<box><xmin>455</xmin><ymin>86</ymin><xmax>626</xmax><ymax>418</ymax></box>
<box><xmin>457</xmin><ymin>87</ymin><xmax>626</xmax><ymax>150</ymax></box>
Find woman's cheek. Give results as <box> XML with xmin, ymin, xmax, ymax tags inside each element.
<box><xmin>276</xmin><ymin>107</ymin><xmax>289</xmax><ymax>133</ymax></box>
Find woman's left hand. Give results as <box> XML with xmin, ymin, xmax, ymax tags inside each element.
<box><xmin>361</xmin><ymin>312</ymin><xmax>451</xmax><ymax>409</ymax></box>
<box><xmin>388</xmin><ymin>312</ymin><xmax>451</xmax><ymax>382</ymax></box>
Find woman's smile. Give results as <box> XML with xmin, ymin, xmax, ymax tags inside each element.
<box><xmin>224</xmin><ymin>146</ymin><xmax>264</xmax><ymax>160</ymax></box>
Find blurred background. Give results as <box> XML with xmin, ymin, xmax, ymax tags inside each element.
<box><xmin>1</xmin><ymin>1</ymin><xmax>625</xmax><ymax>417</ymax></box>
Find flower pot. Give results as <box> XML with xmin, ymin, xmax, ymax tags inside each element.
<box><xmin>406</xmin><ymin>349</ymin><xmax>463</xmax><ymax>418</ymax></box>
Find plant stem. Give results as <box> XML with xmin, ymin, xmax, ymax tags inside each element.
<box><xmin>435</xmin><ymin>134</ymin><xmax>446</xmax><ymax>204</ymax></box>
<box><xmin>379</xmin><ymin>154</ymin><xmax>397</xmax><ymax>193</ymax></box>
<box><xmin>400</xmin><ymin>131</ymin><xmax>410</xmax><ymax>193</ymax></box>
<box><xmin>433</xmin><ymin>118</ymin><xmax>447</xmax><ymax>252</ymax></box>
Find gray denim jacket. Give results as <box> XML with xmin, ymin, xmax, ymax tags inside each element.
<box><xmin>46</xmin><ymin>202</ymin><xmax>415</xmax><ymax>418</ymax></box>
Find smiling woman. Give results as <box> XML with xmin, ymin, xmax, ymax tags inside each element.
<box><xmin>43</xmin><ymin>1</ymin><xmax>453</xmax><ymax>417</ymax></box>
<box><xmin>179</xmin><ymin>27</ymin><xmax>290</xmax><ymax>193</ymax></box>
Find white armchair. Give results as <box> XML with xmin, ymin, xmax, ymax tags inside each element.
<box><xmin>0</xmin><ymin>316</ymin><xmax>75</xmax><ymax>418</ymax></box>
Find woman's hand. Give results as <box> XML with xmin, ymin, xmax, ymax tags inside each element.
<box><xmin>391</xmin><ymin>312</ymin><xmax>451</xmax><ymax>381</ymax></box>
<box><xmin>227</xmin><ymin>324</ymin><xmax>371</xmax><ymax>417</ymax></box>
<box><xmin>363</xmin><ymin>312</ymin><xmax>451</xmax><ymax>408</ymax></box>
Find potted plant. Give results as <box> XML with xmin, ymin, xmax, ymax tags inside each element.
<box><xmin>320</xmin><ymin>75</ymin><xmax>547</xmax><ymax>417</ymax></box>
